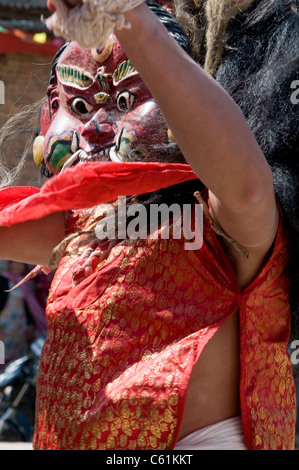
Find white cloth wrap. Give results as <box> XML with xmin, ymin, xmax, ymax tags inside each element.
<box><xmin>45</xmin><ymin>0</ymin><xmax>145</xmax><ymax>49</ymax></box>
<box><xmin>174</xmin><ymin>416</ymin><xmax>247</xmax><ymax>450</ymax></box>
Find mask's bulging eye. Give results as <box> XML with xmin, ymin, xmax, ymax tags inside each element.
<box><xmin>70</xmin><ymin>97</ymin><xmax>94</xmax><ymax>115</ymax></box>
<box><xmin>116</xmin><ymin>90</ymin><xmax>136</xmax><ymax>112</ymax></box>
<box><xmin>52</xmin><ymin>99</ymin><xmax>59</xmax><ymax>111</ymax></box>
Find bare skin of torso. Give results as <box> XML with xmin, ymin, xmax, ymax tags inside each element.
<box><xmin>178</xmin><ymin>310</ymin><xmax>240</xmax><ymax>440</ymax></box>
<box><xmin>177</xmin><ymin>237</ymin><xmax>274</xmax><ymax>441</ymax></box>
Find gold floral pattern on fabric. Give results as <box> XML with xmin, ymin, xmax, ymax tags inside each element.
<box><xmin>239</xmin><ymin>231</ymin><xmax>296</xmax><ymax>449</ymax></box>
<box><xmin>33</xmin><ymin>206</ymin><xmax>296</xmax><ymax>450</ymax></box>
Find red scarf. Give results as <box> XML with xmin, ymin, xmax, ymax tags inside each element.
<box><xmin>0</xmin><ymin>162</ymin><xmax>197</xmax><ymax>226</ymax></box>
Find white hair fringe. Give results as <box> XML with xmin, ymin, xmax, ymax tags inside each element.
<box><xmin>45</xmin><ymin>0</ymin><xmax>146</xmax><ymax>49</ymax></box>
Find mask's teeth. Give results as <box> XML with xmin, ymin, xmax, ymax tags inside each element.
<box><xmin>71</xmin><ymin>133</ymin><xmax>78</xmax><ymax>153</ymax></box>
<box><xmin>61</xmin><ymin>147</ymin><xmax>115</xmax><ymax>171</ymax></box>
<box><xmin>79</xmin><ymin>149</ymin><xmax>88</xmax><ymax>159</ymax></box>
<box><xmin>61</xmin><ymin>149</ymin><xmax>84</xmax><ymax>171</ymax></box>
<box><xmin>77</xmin><ymin>150</ymin><xmax>89</xmax><ymax>162</ymax></box>
<box><xmin>109</xmin><ymin>146</ymin><xmax>123</xmax><ymax>162</ymax></box>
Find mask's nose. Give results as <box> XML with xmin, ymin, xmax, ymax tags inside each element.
<box><xmin>80</xmin><ymin>117</ymin><xmax>116</xmax><ymax>152</ymax></box>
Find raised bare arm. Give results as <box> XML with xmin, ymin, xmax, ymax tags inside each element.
<box><xmin>112</xmin><ymin>3</ymin><xmax>280</xmax><ymax>289</ymax></box>
<box><xmin>0</xmin><ymin>212</ymin><xmax>65</xmax><ymax>267</ymax></box>
<box><xmin>116</xmin><ymin>4</ymin><xmax>277</xmax><ymax>254</ymax></box>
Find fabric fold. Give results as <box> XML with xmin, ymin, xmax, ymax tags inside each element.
<box><xmin>0</xmin><ymin>162</ymin><xmax>197</xmax><ymax>227</ymax></box>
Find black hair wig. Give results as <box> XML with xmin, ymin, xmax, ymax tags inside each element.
<box><xmin>216</xmin><ymin>1</ymin><xmax>298</xmax><ymax>225</ymax></box>
<box><xmin>215</xmin><ymin>0</ymin><xmax>299</xmax><ymax>341</ymax></box>
<box><xmin>146</xmin><ymin>0</ymin><xmax>190</xmax><ymax>53</ymax></box>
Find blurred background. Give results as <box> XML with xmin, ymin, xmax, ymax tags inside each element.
<box><xmin>0</xmin><ymin>0</ymin><xmax>62</xmax><ymax>187</ymax></box>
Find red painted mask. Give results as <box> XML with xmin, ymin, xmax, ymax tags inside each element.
<box><xmin>38</xmin><ymin>36</ymin><xmax>179</xmax><ymax>176</ymax></box>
